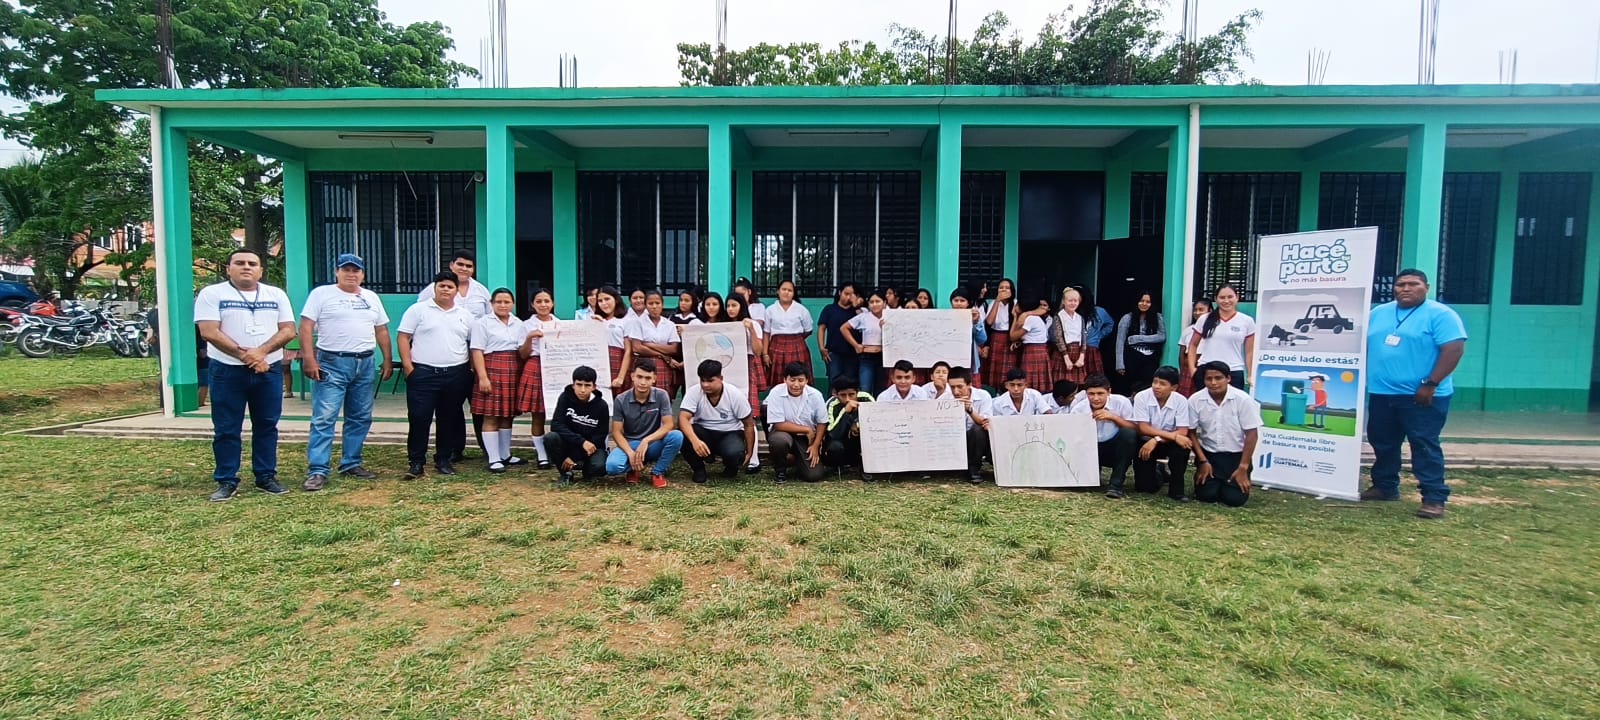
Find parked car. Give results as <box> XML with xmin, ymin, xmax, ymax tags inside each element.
<box><xmin>0</xmin><ymin>279</ymin><xmax>40</xmax><ymax>309</ymax></box>
<box><xmin>1295</xmin><ymin>304</ymin><xmax>1355</xmax><ymax>334</ymax></box>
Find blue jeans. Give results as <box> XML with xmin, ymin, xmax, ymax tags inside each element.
<box><xmin>306</xmin><ymin>352</ymin><xmax>377</xmax><ymax>477</ymax></box>
<box><xmin>858</xmin><ymin>353</ymin><xmax>882</xmax><ymax>394</ymax></box>
<box><xmin>1367</xmin><ymin>393</ymin><xmax>1452</xmax><ymax>504</ymax></box>
<box><xmin>605</xmin><ymin>431</ymin><xmax>685</xmax><ymax>475</ymax></box>
<box><xmin>210</xmin><ymin>361</ymin><xmax>283</xmax><ymax>484</ymax></box>
<box><xmin>825</xmin><ymin>351</ymin><xmax>858</xmax><ymax>389</ymax></box>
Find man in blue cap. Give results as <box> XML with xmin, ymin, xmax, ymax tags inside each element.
<box><xmin>298</xmin><ymin>253</ymin><xmax>394</xmax><ymax>491</ymax></box>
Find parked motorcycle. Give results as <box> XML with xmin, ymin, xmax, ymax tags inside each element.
<box><xmin>13</xmin><ymin>304</ymin><xmax>120</xmax><ymax>358</ymax></box>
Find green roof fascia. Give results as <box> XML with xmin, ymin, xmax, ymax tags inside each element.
<box><xmin>96</xmin><ymin>83</ymin><xmax>1600</xmax><ymax>110</ymax></box>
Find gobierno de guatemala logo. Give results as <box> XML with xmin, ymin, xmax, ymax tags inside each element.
<box><xmin>1278</xmin><ymin>238</ymin><xmax>1351</xmax><ymax>283</ymax></box>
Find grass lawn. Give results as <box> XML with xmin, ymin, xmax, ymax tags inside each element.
<box><xmin>0</xmin><ymin>348</ymin><xmax>158</xmax><ymax>394</ymax></box>
<box><xmin>1</xmin><ymin>433</ymin><xmax>1597</xmax><ymax>718</ymax></box>
<box><xmin>0</xmin><ymin>350</ymin><xmax>159</xmax><ymax>432</ymax></box>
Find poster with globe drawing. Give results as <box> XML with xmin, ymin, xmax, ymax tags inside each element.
<box><xmin>681</xmin><ymin>323</ymin><xmax>750</xmax><ymax>393</ymax></box>
<box><xmin>987</xmin><ymin>414</ymin><xmax>1100</xmax><ymax>488</ymax></box>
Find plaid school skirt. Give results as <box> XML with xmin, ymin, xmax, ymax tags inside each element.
<box><xmin>472</xmin><ymin>350</ymin><xmax>522</xmax><ymax>418</ymax></box>
<box><xmin>1179</xmin><ymin>364</ymin><xmax>1197</xmax><ymax>396</ymax></box>
<box><xmin>655</xmin><ymin>359</ymin><xmax>679</xmax><ymax>400</ymax></box>
<box><xmin>1052</xmin><ymin>342</ymin><xmax>1103</xmax><ymax>384</ymax></box>
<box><xmin>1020</xmin><ymin>343</ymin><xmax>1053</xmax><ymax>392</ymax></box>
<box><xmin>747</xmin><ymin>354</ymin><xmax>765</xmax><ymax>416</ymax></box>
<box><xmin>985</xmin><ymin>334</ymin><xmax>1018</xmax><ymax>389</ymax></box>
<box><xmin>607</xmin><ymin>346</ymin><xmax>627</xmax><ymax>389</ymax></box>
<box><xmin>512</xmin><ymin>354</ymin><xmax>546</xmax><ymax>416</ymax></box>
<box><xmin>767</xmin><ymin>333</ymin><xmax>813</xmax><ymax>387</ymax></box>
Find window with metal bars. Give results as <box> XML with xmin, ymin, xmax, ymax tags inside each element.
<box><xmin>576</xmin><ymin>171</ymin><xmax>708</xmax><ymax>296</ymax></box>
<box><xmin>749</xmin><ymin>171</ymin><xmax>921</xmax><ymax>298</ymax></box>
<box><xmin>309</xmin><ymin>172</ymin><xmax>476</xmax><ymax>294</ymax></box>
<box><xmin>1129</xmin><ymin>172</ymin><xmax>1168</xmax><ymax>239</ymax></box>
<box><xmin>1437</xmin><ymin>173</ymin><xmax>1500</xmax><ymax>304</ymax></box>
<box><xmin>1319</xmin><ymin>172</ymin><xmax>1406</xmax><ymax>302</ymax></box>
<box><xmin>1193</xmin><ymin>173</ymin><xmax>1300</xmax><ymax>302</ymax></box>
<box><xmin>1513</xmin><ymin>172</ymin><xmax>1591</xmax><ymax>306</ymax></box>
<box><xmin>959</xmin><ymin>171</ymin><xmax>1005</xmax><ymax>289</ymax></box>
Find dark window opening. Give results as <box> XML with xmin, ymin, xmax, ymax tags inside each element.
<box><xmin>959</xmin><ymin>171</ymin><xmax>1006</xmax><ymax>289</ymax></box>
<box><xmin>1437</xmin><ymin>173</ymin><xmax>1499</xmax><ymax>305</ymax></box>
<box><xmin>750</xmin><ymin>171</ymin><xmax>921</xmax><ymax>298</ymax></box>
<box><xmin>1319</xmin><ymin>172</ymin><xmax>1406</xmax><ymax>302</ymax></box>
<box><xmin>309</xmin><ymin>171</ymin><xmax>476</xmax><ymax>294</ymax></box>
<box><xmin>1513</xmin><ymin>172</ymin><xmax>1591</xmax><ymax>306</ymax></box>
<box><xmin>1194</xmin><ymin>172</ymin><xmax>1300</xmax><ymax>302</ymax></box>
<box><xmin>577</xmin><ymin>171</ymin><xmax>708</xmax><ymax>296</ymax></box>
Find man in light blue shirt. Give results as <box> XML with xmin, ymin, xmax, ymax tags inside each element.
<box><xmin>1363</xmin><ymin>269</ymin><xmax>1467</xmax><ymax>519</ymax></box>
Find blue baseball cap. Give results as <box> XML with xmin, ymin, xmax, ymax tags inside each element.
<box><xmin>335</xmin><ymin>253</ymin><xmax>365</xmax><ymax>270</ymax></box>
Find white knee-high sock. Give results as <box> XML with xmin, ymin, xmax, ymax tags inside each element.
<box><xmin>499</xmin><ymin>428</ymin><xmax>518</xmax><ymax>461</ymax></box>
<box><xmin>482</xmin><ymin>432</ymin><xmax>502</xmax><ymax>466</ymax></box>
<box><xmin>530</xmin><ymin>432</ymin><xmax>548</xmax><ymax>462</ymax></box>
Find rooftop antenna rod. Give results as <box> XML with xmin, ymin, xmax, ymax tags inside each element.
<box><xmin>1498</xmin><ymin>49</ymin><xmax>1519</xmax><ymax>84</ymax></box>
<box><xmin>1180</xmin><ymin>0</ymin><xmax>1200</xmax><ymax>83</ymax></box>
<box><xmin>496</xmin><ymin>0</ymin><xmax>509</xmax><ymax>87</ymax></box>
<box><xmin>715</xmin><ymin>0</ymin><xmax>729</xmax><ymax>85</ymax></box>
<box><xmin>945</xmin><ymin>0</ymin><xmax>958</xmax><ymax>84</ymax></box>
<box><xmin>1417</xmin><ymin>0</ymin><xmax>1440</xmax><ymax>84</ymax></box>
<box><xmin>1307</xmin><ymin>48</ymin><xmax>1331</xmax><ymax>85</ymax></box>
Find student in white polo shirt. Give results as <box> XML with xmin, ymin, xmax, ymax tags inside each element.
<box><xmin>194</xmin><ymin>249</ymin><xmax>297</xmax><ymax>502</ymax></box>
<box><xmin>414</xmin><ymin>249</ymin><xmax>491</xmax><ymax>318</ymax></box>
<box><xmin>678</xmin><ymin>359</ymin><xmax>756</xmax><ymax>484</ymax></box>
<box><xmin>298</xmin><ymin>253</ymin><xmax>393</xmax><ymax>491</ymax></box>
<box><xmin>397</xmin><ymin>271</ymin><xmax>475</xmax><ymax>480</ymax></box>
<box><xmin>764</xmin><ymin>361</ymin><xmax>828</xmax><ymax>483</ymax></box>
<box><xmin>1186</xmin><ymin>284</ymin><xmax>1257</xmax><ymax>390</ymax></box>
<box><xmin>1188</xmin><ymin>361</ymin><xmax>1260</xmax><ymax>507</ymax></box>
<box><xmin>877</xmin><ymin>359</ymin><xmax>933</xmax><ymax>403</ymax></box>
<box><xmin>948</xmin><ymin>367</ymin><xmax>994</xmax><ymax>485</ymax></box>
<box><xmin>988</xmin><ymin>367</ymin><xmax>1049</xmax><ymax>417</ymax></box>
<box><xmin>1130</xmin><ymin>365</ymin><xmax>1195</xmax><ymax>502</ymax></box>
<box><xmin>1073</xmin><ymin>374</ymin><xmax>1138</xmax><ymax>499</ymax></box>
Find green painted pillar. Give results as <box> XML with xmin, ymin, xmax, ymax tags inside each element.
<box><xmin>1489</xmin><ymin>168</ymin><xmax>1520</xmax><ymax>306</ymax></box>
<box><xmin>159</xmin><ymin>120</ymin><xmax>198</xmax><ymax>412</ymax></box>
<box><xmin>1103</xmin><ymin>157</ymin><xmax>1132</xmax><ymax>240</ymax></box>
<box><xmin>734</xmin><ymin>169</ymin><xmax>754</xmax><ymax>283</ymax></box>
<box><xmin>283</xmin><ymin>159</ymin><xmax>311</xmax><ymax>305</ymax></box>
<box><xmin>929</xmin><ymin>119</ymin><xmax>963</xmax><ymax>294</ymax></box>
<box><xmin>919</xmin><ymin>159</ymin><xmax>936</xmax><ymax>286</ymax></box>
<box><xmin>1298</xmin><ymin>169</ymin><xmax>1321</xmax><ymax>232</ymax></box>
<box><xmin>1161</xmin><ymin>121</ymin><xmax>1193</xmax><ymax>368</ymax></box>
<box><xmin>552</xmin><ymin>166</ymin><xmax>578</xmax><ymax>313</ymax></box>
<box><xmin>707</xmin><ymin>122</ymin><xmax>734</xmax><ymax>292</ymax></box>
<box><xmin>483</xmin><ymin>123</ymin><xmax>516</xmax><ymax>291</ymax></box>
<box><xmin>1401</xmin><ymin>122</ymin><xmax>1447</xmax><ymax>280</ymax></box>
<box><xmin>1003</xmin><ymin>169</ymin><xmax>1020</xmax><ymax>281</ymax></box>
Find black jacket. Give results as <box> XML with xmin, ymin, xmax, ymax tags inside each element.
<box><xmin>551</xmin><ymin>385</ymin><xmax>610</xmax><ymax>450</ymax></box>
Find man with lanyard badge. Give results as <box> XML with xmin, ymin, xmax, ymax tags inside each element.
<box><xmin>194</xmin><ymin>249</ymin><xmax>296</xmax><ymax>502</ymax></box>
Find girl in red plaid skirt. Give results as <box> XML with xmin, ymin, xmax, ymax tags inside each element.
<box><xmin>724</xmin><ymin>293</ymin><xmax>766</xmax><ymax>423</ymax></box>
<box><xmin>1177</xmin><ymin>298</ymin><xmax>1211</xmax><ymax>397</ymax></box>
<box><xmin>1009</xmin><ymin>295</ymin><xmax>1054</xmax><ymax>392</ymax></box>
<box><xmin>1050</xmin><ymin>287</ymin><xmax>1103</xmax><ymax>384</ymax></box>
<box><xmin>983</xmin><ymin>279</ymin><xmax>1019</xmax><ymax>389</ymax></box>
<box><xmin>628</xmin><ymin>290</ymin><xmax>684</xmax><ymax>401</ymax></box>
<box><xmin>516</xmin><ymin>288</ymin><xmax>560</xmax><ymax>469</ymax></box>
<box><xmin>764</xmin><ymin>279</ymin><xmax>815</xmax><ymax>388</ymax></box>
<box><xmin>593</xmin><ymin>287</ymin><xmax>633</xmax><ymax>394</ymax></box>
<box><xmin>471</xmin><ymin>289</ymin><xmax>526</xmax><ymax>473</ymax></box>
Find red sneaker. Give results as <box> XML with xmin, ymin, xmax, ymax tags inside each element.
<box><xmin>625</xmin><ymin>471</ymin><xmax>640</xmax><ymax>484</ymax></box>
<box><xmin>651</xmin><ymin>473</ymin><xmax>669</xmax><ymax>489</ymax></box>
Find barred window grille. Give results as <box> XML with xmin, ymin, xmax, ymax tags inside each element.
<box><xmin>958</xmin><ymin>171</ymin><xmax>1005</xmax><ymax>289</ymax></box>
<box><xmin>750</xmin><ymin>171</ymin><xmax>921</xmax><ymax>298</ymax></box>
<box><xmin>1513</xmin><ymin>172</ymin><xmax>1591</xmax><ymax>306</ymax></box>
<box><xmin>576</xmin><ymin>171</ymin><xmax>708</xmax><ymax>295</ymax></box>
<box><xmin>1129</xmin><ymin>172</ymin><xmax>1168</xmax><ymax>239</ymax></box>
<box><xmin>309</xmin><ymin>172</ymin><xmax>476</xmax><ymax>293</ymax></box>
<box><xmin>1437</xmin><ymin>173</ymin><xmax>1500</xmax><ymax>304</ymax></box>
<box><xmin>1194</xmin><ymin>173</ymin><xmax>1300</xmax><ymax>302</ymax></box>
<box><xmin>1319</xmin><ymin>172</ymin><xmax>1406</xmax><ymax>302</ymax></box>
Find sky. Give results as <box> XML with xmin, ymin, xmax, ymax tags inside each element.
<box><xmin>2</xmin><ymin>0</ymin><xmax>1597</xmax><ymax>160</ymax></box>
<box><xmin>379</xmin><ymin>0</ymin><xmax>1600</xmax><ymax>88</ymax></box>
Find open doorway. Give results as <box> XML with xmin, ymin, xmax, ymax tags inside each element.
<box><xmin>514</xmin><ymin>172</ymin><xmax>554</xmax><ymax>308</ymax></box>
<box><xmin>1016</xmin><ymin>171</ymin><xmax>1104</xmax><ymax>303</ymax></box>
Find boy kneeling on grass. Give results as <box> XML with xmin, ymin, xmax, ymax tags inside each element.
<box><xmin>1130</xmin><ymin>365</ymin><xmax>1196</xmax><ymax>502</ymax></box>
<box><xmin>677</xmin><ymin>359</ymin><xmax>757</xmax><ymax>485</ymax></box>
<box><xmin>543</xmin><ymin>365</ymin><xmax>611</xmax><ymax>485</ymax></box>
<box><xmin>764</xmin><ymin>362</ymin><xmax>828</xmax><ymax>484</ymax></box>
<box><xmin>824</xmin><ymin>375</ymin><xmax>876</xmax><ymax>480</ymax></box>
<box><xmin>1074</xmin><ymin>374</ymin><xmax>1138</xmax><ymax>499</ymax></box>
<box><xmin>1187</xmin><ymin>360</ymin><xmax>1259</xmax><ymax>507</ymax></box>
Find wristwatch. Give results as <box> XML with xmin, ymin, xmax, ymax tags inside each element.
<box><xmin>1420</xmin><ymin>378</ymin><xmax>1439</xmax><ymax>387</ymax></box>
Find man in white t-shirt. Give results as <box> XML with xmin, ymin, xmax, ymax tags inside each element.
<box><xmin>1188</xmin><ymin>361</ymin><xmax>1260</xmax><ymax>507</ymax></box>
<box><xmin>194</xmin><ymin>249</ymin><xmax>297</xmax><ymax>502</ymax></box>
<box><xmin>414</xmin><ymin>249</ymin><xmax>491</xmax><ymax>318</ymax></box>
<box><xmin>1074</xmin><ymin>374</ymin><xmax>1138</xmax><ymax>498</ymax></box>
<box><xmin>678</xmin><ymin>359</ymin><xmax>756</xmax><ymax>484</ymax></box>
<box><xmin>1130</xmin><ymin>365</ymin><xmax>1195</xmax><ymax>501</ymax></box>
<box><xmin>298</xmin><ymin>253</ymin><xmax>394</xmax><ymax>491</ymax></box>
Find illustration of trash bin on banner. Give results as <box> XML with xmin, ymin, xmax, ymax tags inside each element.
<box><xmin>1279</xmin><ymin>379</ymin><xmax>1307</xmax><ymax>426</ymax></box>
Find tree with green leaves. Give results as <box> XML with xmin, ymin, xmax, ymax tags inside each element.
<box><xmin>0</xmin><ymin>0</ymin><xmax>475</xmax><ymax>293</ymax></box>
<box><xmin>679</xmin><ymin>0</ymin><xmax>1260</xmax><ymax>87</ymax></box>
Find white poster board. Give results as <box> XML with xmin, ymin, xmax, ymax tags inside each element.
<box><xmin>858</xmin><ymin>399</ymin><xmax>968</xmax><ymax>473</ymax></box>
<box><xmin>881</xmin><ymin>309</ymin><xmax>972</xmax><ymax>368</ymax></box>
<box><xmin>987</xmin><ymin>414</ymin><xmax>1101</xmax><ymax>487</ymax></box>
<box><xmin>538</xmin><ymin>320</ymin><xmax>613</xmax><ymax>420</ymax></box>
<box><xmin>1250</xmin><ymin>227</ymin><xmax>1377</xmax><ymax>501</ymax></box>
<box><xmin>680</xmin><ymin>323</ymin><xmax>750</xmax><ymax>392</ymax></box>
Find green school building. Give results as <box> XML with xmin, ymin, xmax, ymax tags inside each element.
<box><xmin>99</xmin><ymin>84</ymin><xmax>1600</xmax><ymax>414</ymax></box>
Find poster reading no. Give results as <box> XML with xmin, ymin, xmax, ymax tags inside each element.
<box><xmin>987</xmin><ymin>414</ymin><xmax>1100</xmax><ymax>488</ymax></box>
<box><xmin>681</xmin><ymin>323</ymin><xmax>750</xmax><ymax>393</ymax></box>
<box><xmin>858</xmin><ymin>399</ymin><xmax>968</xmax><ymax>473</ymax></box>
<box><xmin>1250</xmin><ymin>226</ymin><xmax>1377</xmax><ymax>501</ymax></box>
<box><xmin>881</xmin><ymin>309</ymin><xmax>972</xmax><ymax>368</ymax></box>
<box><xmin>538</xmin><ymin>320</ymin><xmax>613</xmax><ymax>420</ymax></box>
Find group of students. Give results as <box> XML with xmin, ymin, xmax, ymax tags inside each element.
<box><xmin>194</xmin><ymin>243</ymin><xmax>1261</xmax><ymax>505</ymax></box>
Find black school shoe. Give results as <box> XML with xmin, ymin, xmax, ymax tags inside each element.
<box><xmin>341</xmin><ymin>466</ymin><xmax>378</xmax><ymax>480</ymax></box>
<box><xmin>209</xmin><ymin>481</ymin><xmax>239</xmax><ymax>502</ymax></box>
<box><xmin>255</xmin><ymin>478</ymin><xmax>288</xmax><ymax>495</ymax></box>
<box><xmin>402</xmin><ymin>464</ymin><xmax>425</xmax><ymax>480</ymax></box>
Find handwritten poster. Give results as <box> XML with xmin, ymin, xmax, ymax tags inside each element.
<box><xmin>680</xmin><ymin>323</ymin><xmax>750</xmax><ymax>393</ymax></box>
<box><xmin>987</xmin><ymin>414</ymin><xmax>1100</xmax><ymax>488</ymax></box>
<box><xmin>538</xmin><ymin>320</ymin><xmax>613</xmax><ymax>420</ymax></box>
<box><xmin>858</xmin><ymin>399</ymin><xmax>968</xmax><ymax>473</ymax></box>
<box><xmin>881</xmin><ymin>309</ymin><xmax>973</xmax><ymax>368</ymax></box>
